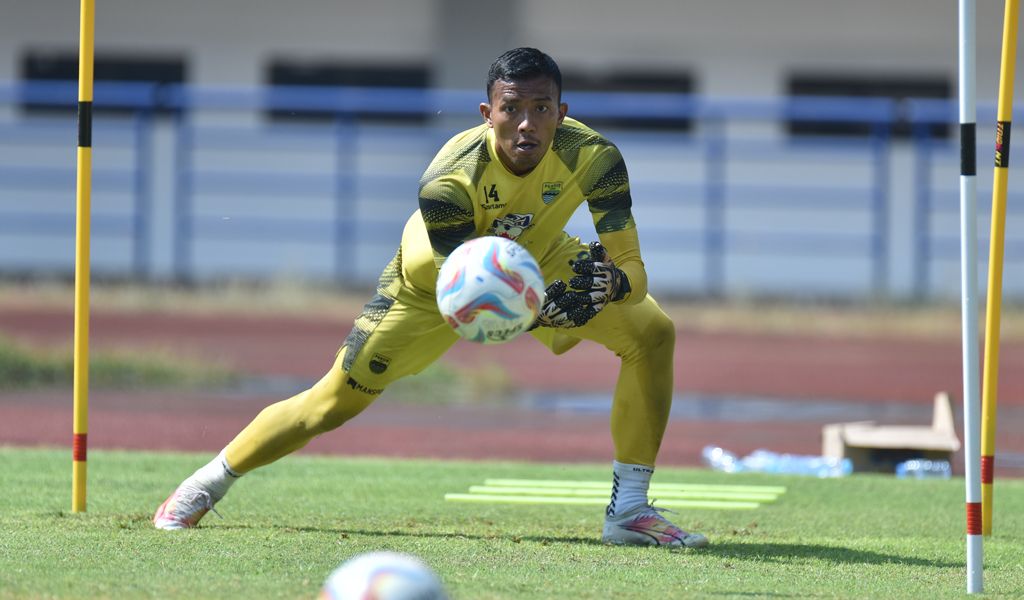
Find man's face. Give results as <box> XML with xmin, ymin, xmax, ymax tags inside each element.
<box><xmin>480</xmin><ymin>77</ymin><xmax>568</xmax><ymax>176</ymax></box>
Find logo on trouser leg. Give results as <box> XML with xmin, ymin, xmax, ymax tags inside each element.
<box><xmin>369</xmin><ymin>353</ymin><xmax>391</xmax><ymax>374</ymax></box>
<box><xmin>345</xmin><ymin>377</ymin><xmax>384</xmax><ymax>396</ymax></box>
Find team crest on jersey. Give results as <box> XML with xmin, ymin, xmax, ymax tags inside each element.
<box><xmin>542</xmin><ymin>182</ymin><xmax>563</xmax><ymax>204</ymax></box>
<box><xmin>488</xmin><ymin>213</ymin><xmax>534</xmax><ymax>241</ymax></box>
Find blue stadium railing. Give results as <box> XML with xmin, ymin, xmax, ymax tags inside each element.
<box><xmin>0</xmin><ymin>81</ymin><xmax>1011</xmax><ymax>298</ymax></box>
<box><xmin>0</xmin><ymin>94</ymin><xmax>152</xmax><ymax>277</ymax></box>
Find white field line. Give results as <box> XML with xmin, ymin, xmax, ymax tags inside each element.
<box><xmin>444</xmin><ymin>493</ymin><xmax>761</xmax><ymax>510</ymax></box>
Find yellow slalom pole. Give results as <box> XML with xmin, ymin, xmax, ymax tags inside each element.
<box><xmin>72</xmin><ymin>0</ymin><xmax>95</xmax><ymax>513</ymax></box>
<box><xmin>981</xmin><ymin>0</ymin><xmax>1019</xmax><ymax>538</ymax></box>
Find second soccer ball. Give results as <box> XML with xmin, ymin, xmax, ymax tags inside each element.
<box><xmin>320</xmin><ymin>551</ymin><xmax>447</xmax><ymax>600</ymax></box>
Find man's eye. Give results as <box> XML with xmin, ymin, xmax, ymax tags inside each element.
<box><xmin>537</xmin><ymin>106</ymin><xmax>548</xmax><ymax>113</ymax></box>
<box><xmin>504</xmin><ymin>105</ymin><xmax>517</xmax><ymax>113</ymax></box>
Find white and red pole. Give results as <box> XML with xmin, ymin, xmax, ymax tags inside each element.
<box><xmin>958</xmin><ymin>0</ymin><xmax>982</xmax><ymax>593</ymax></box>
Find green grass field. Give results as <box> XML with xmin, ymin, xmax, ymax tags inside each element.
<box><xmin>1</xmin><ymin>447</ymin><xmax>1022</xmax><ymax>599</ymax></box>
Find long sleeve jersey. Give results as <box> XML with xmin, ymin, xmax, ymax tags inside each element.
<box><xmin>403</xmin><ymin>116</ymin><xmax>648</xmax><ymax>304</ymax></box>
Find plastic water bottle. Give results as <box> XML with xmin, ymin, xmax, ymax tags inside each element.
<box><xmin>740</xmin><ymin>449</ymin><xmax>852</xmax><ymax>478</ymax></box>
<box><xmin>702</xmin><ymin>446</ymin><xmax>852</xmax><ymax>478</ymax></box>
<box><xmin>701</xmin><ymin>446</ymin><xmax>744</xmax><ymax>473</ymax></box>
<box><xmin>894</xmin><ymin>459</ymin><xmax>952</xmax><ymax>479</ymax></box>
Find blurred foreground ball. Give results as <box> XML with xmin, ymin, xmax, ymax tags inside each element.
<box><xmin>320</xmin><ymin>551</ymin><xmax>448</xmax><ymax>600</ymax></box>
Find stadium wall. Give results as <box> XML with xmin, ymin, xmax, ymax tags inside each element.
<box><xmin>4</xmin><ymin>1</ymin><xmax>1024</xmax><ymax>301</ymax></box>
<box><xmin>0</xmin><ymin>0</ymin><xmax>1017</xmax><ymax>100</ymax></box>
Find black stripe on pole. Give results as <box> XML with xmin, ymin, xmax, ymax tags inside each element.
<box><xmin>961</xmin><ymin>123</ymin><xmax>977</xmax><ymax>176</ymax></box>
<box><xmin>77</xmin><ymin>101</ymin><xmax>92</xmax><ymax>148</ymax></box>
<box><xmin>996</xmin><ymin>121</ymin><xmax>1012</xmax><ymax>168</ymax></box>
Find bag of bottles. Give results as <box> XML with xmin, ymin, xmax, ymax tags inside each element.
<box><xmin>702</xmin><ymin>445</ymin><xmax>852</xmax><ymax>478</ymax></box>
<box><xmin>894</xmin><ymin>459</ymin><xmax>952</xmax><ymax>479</ymax></box>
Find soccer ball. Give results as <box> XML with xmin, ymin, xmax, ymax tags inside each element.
<box><xmin>320</xmin><ymin>551</ymin><xmax>448</xmax><ymax>600</ymax></box>
<box><xmin>435</xmin><ymin>236</ymin><xmax>545</xmax><ymax>344</ymax></box>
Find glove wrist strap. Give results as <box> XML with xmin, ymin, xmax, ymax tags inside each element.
<box><xmin>612</xmin><ymin>271</ymin><xmax>631</xmax><ymax>303</ymax></box>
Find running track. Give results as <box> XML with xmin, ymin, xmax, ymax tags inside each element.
<box><xmin>1</xmin><ymin>306</ymin><xmax>1021</xmax><ymax>476</ymax></box>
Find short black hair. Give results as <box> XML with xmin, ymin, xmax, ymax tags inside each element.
<box><xmin>486</xmin><ymin>47</ymin><xmax>562</xmax><ymax>101</ymax></box>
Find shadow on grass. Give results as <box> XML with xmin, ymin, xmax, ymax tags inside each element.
<box><xmin>209</xmin><ymin>524</ymin><xmax>958</xmax><ymax>568</ymax></box>
<box><xmin>708</xmin><ymin>541</ymin><xmax>960</xmax><ymax>568</ymax></box>
<box><xmin>214</xmin><ymin>523</ymin><xmax>605</xmax><ymax>546</ymax></box>
<box><xmin>704</xmin><ymin>589</ymin><xmax>806</xmax><ymax>593</ymax></box>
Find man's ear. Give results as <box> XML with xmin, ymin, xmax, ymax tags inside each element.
<box><xmin>557</xmin><ymin>102</ymin><xmax>568</xmax><ymax>125</ymax></box>
<box><xmin>480</xmin><ymin>102</ymin><xmax>493</xmax><ymax>126</ymax></box>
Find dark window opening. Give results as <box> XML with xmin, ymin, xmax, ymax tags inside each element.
<box><xmin>562</xmin><ymin>70</ymin><xmax>694</xmax><ymax>131</ymax></box>
<box><xmin>266</xmin><ymin>59</ymin><xmax>431</xmax><ymax>123</ymax></box>
<box><xmin>787</xmin><ymin>73</ymin><xmax>951</xmax><ymax>139</ymax></box>
<box><xmin>21</xmin><ymin>50</ymin><xmax>186</xmax><ymax>115</ymax></box>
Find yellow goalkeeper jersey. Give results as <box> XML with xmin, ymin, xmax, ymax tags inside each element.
<box><xmin>403</xmin><ymin>116</ymin><xmax>647</xmax><ymax>302</ymax></box>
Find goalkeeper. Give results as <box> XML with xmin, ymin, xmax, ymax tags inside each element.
<box><xmin>153</xmin><ymin>47</ymin><xmax>708</xmax><ymax>549</ymax></box>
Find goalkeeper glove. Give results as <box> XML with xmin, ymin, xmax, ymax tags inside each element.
<box><xmin>567</xmin><ymin>241</ymin><xmax>631</xmax><ymax>307</ymax></box>
<box><xmin>532</xmin><ymin>280</ymin><xmax>602</xmax><ymax>329</ymax></box>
